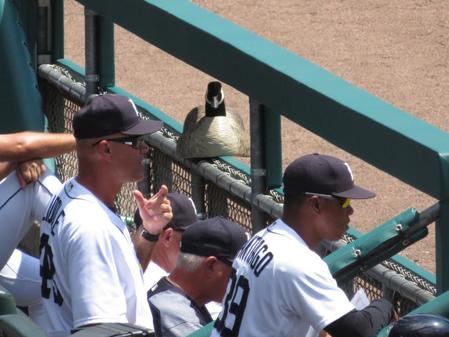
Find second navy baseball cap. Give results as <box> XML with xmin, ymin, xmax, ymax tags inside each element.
<box><xmin>283</xmin><ymin>153</ymin><xmax>375</xmax><ymax>199</ymax></box>
<box><xmin>166</xmin><ymin>193</ymin><xmax>198</xmax><ymax>231</ymax></box>
<box><xmin>180</xmin><ymin>216</ymin><xmax>247</xmax><ymax>265</ymax></box>
<box><xmin>73</xmin><ymin>94</ymin><xmax>162</xmax><ymax>139</ymax></box>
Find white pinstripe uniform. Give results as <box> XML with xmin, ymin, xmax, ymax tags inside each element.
<box><xmin>0</xmin><ymin>169</ymin><xmax>61</xmax><ymax>269</ymax></box>
<box><xmin>39</xmin><ymin>178</ymin><xmax>153</xmax><ymax>337</ymax></box>
<box><xmin>212</xmin><ymin>219</ymin><xmax>354</xmax><ymax>337</ymax></box>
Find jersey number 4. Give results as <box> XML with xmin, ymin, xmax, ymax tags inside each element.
<box><xmin>214</xmin><ymin>268</ymin><xmax>250</xmax><ymax>337</ymax></box>
<box><xmin>40</xmin><ymin>233</ymin><xmax>64</xmax><ymax>305</ymax></box>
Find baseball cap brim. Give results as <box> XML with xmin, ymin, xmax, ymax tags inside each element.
<box><xmin>333</xmin><ymin>185</ymin><xmax>376</xmax><ymax>199</ymax></box>
<box><xmin>122</xmin><ymin>119</ymin><xmax>163</xmax><ymax>136</ymax></box>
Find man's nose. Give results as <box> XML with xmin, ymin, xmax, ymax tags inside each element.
<box><xmin>346</xmin><ymin>204</ymin><xmax>354</xmax><ymax>216</ymax></box>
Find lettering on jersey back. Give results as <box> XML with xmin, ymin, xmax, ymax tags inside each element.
<box><xmin>40</xmin><ymin>195</ymin><xmax>65</xmax><ymax>305</ymax></box>
<box><xmin>43</xmin><ymin>196</ymin><xmax>64</xmax><ymax>235</ymax></box>
<box><xmin>237</xmin><ymin>236</ymin><xmax>273</xmax><ymax>277</ymax></box>
<box><xmin>40</xmin><ymin>233</ymin><xmax>63</xmax><ymax>305</ymax></box>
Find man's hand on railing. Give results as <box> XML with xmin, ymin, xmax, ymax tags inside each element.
<box><xmin>16</xmin><ymin>159</ymin><xmax>46</xmax><ymax>187</ymax></box>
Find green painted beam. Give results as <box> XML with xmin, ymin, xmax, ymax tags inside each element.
<box><xmin>325</xmin><ymin>208</ymin><xmax>429</xmax><ymax>285</ymax></box>
<box><xmin>74</xmin><ymin>0</ymin><xmax>449</xmax><ymax>200</ymax></box>
<box><xmin>0</xmin><ymin>0</ymin><xmax>43</xmax><ymax>132</ymax></box>
<box><xmin>409</xmin><ymin>289</ymin><xmax>449</xmax><ymax>317</ymax></box>
<box><xmin>346</xmin><ymin>227</ymin><xmax>436</xmax><ymax>285</ymax></box>
<box><xmin>14</xmin><ymin>0</ymin><xmax>37</xmax><ymax>70</ymax></box>
<box><xmin>52</xmin><ymin>0</ymin><xmax>64</xmax><ymax>61</ymax></box>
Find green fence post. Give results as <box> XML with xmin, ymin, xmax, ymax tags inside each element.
<box><xmin>52</xmin><ymin>0</ymin><xmax>64</xmax><ymax>61</ymax></box>
<box><xmin>84</xmin><ymin>9</ymin><xmax>114</xmax><ymax>97</ymax></box>
<box><xmin>262</xmin><ymin>106</ymin><xmax>282</xmax><ymax>189</ymax></box>
<box><xmin>84</xmin><ymin>7</ymin><xmax>99</xmax><ymax>98</ymax></box>
<box><xmin>436</xmin><ymin>206</ymin><xmax>449</xmax><ymax>294</ymax></box>
<box><xmin>249</xmin><ymin>98</ymin><xmax>267</xmax><ymax>233</ymax></box>
<box><xmin>436</xmin><ymin>154</ymin><xmax>449</xmax><ymax>294</ymax></box>
<box><xmin>98</xmin><ymin>15</ymin><xmax>114</xmax><ymax>89</ymax></box>
<box><xmin>249</xmin><ymin>101</ymin><xmax>281</xmax><ymax>233</ymax></box>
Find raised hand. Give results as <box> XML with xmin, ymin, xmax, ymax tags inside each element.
<box><xmin>133</xmin><ymin>185</ymin><xmax>173</xmax><ymax>235</ymax></box>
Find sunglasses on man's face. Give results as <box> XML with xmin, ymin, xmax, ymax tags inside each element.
<box><xmin>303</xmin><ymin>192</ymin><xmax>351</xmax><ymax>209</ymax></box>
<box><xmin>92</xmin><ymin>136</ymin><xmax>148</xmax><ymax>152</ymax></box>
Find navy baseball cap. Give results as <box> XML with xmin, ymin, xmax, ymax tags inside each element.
<box><xmin>134</xmin><ymin>192</ymin><xmax>198</xmax><ymax>231</ymax></box>
<box><xmin>180</xmin><ymin>216</ymin><xmax>247</xmax><ymax>265</ymax></box>
<box><xmin>283</xmin><ymin>153</ymin><xmax>375</xmax><ymax>199</ymax></box>
<box><xmin>73</xmin><ymin>94</ymin><xmax>162</xmax><ymax>139</ymax></box>
<box><xmin>166</xmin><ymin>193</ymin><xmax>198</xmax><ymax>231</ymax></box>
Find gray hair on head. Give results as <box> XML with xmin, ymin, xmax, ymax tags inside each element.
<box><xmin>176</xmin><ymin>252</ymin><xmax>206</xmax><ymax>272</ymax></box>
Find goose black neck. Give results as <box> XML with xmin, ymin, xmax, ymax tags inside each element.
<box><xmin>205</xmin><ymin>81</ymin><xmax>226</xmax><ymax>117</ymax></box>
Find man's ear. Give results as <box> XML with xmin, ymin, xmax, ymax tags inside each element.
<box><xmin>95</xmin><ymin>140</ymin><xmax>112</xmax><ymax>158</ymax></box>
<box><xmin>308</xmin><ymin>195</ymin><xmax>321</xmax><ymax>213</ymax></box>
<box><xmin>160</xmin><ymin>228</ymin><xmax>173</xmax><ymax>247</ymax></box>
<box><xmin>204</xmin><ymin>256</ymin><xmax>218</xmax><ymax>272</ymax></box>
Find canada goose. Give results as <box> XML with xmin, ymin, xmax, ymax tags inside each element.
<box><xmin>177</xmin><ymin>81</ymin><xmax>249</xmax><ymax>159</ymax></box>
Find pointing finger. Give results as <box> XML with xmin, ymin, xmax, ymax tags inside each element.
<box><xmin>133</xmin><ymin>190</ymin><xmax>145</xmax><ymax>209</ymax></box>
<box><xmin>151</xmin><ymin>185</ymin><xmax>169</xmax><ymax>206</ymax></box>
<box><xmin>155</xmin><ymin>185</ymin><xmax>168</xmax><ymax>200</ymax></box>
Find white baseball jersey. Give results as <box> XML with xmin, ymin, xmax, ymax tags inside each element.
<box><xmin>0</xmin><ymin>169</ymin><xmax>61</xmax><ymax>269</ymax></box>
<box><xmin>0</xmin><ymin>249</ymin><xmax>49</xmax><ymax>329</ymax></box>
<box><xmin>39</xmin><ymin>178</ymin><xmax>153</xmax><ymax>337</ymax></box>
<box><xmin>212</xmin><ymin>219</ymin><xmax>354</xmax><ymax>337</ymax></box>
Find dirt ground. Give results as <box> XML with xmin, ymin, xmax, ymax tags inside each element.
<box><xmin>63</xmin><ymin>0</ymin><xmax>449</xmax><ymax>273</ymax></box>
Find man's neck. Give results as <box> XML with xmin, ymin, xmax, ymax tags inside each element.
<box><xmin>281</xmin><ymin>215</ymin><xmax>319</xmax><ymax>249</ymax></box>
<box><xmin>168</xmin><ymin>269</ymin><xmax>208</xmax><ymax>307</ymax></box>
<box><xmin>75</xmin><ymin>173</ymin><xmax>121</xmax><ymax>210</ymax></box>
<box><xmin>151</xmin><ymin>247</ymin><xmax>174</xmax><ymax>273</ymax></box>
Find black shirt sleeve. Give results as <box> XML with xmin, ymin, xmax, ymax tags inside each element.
<box><xmin>324</xmin><ymin>299</ymin><xmax>394</xmax><ymax>337</ymax></box>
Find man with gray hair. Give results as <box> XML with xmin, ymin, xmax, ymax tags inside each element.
<box><xmin>138</xmin><ymin>192</ymin><xmax>199</xmax><ymax>290</ymax></box>
<box><xmin>147</xmin><ymin>216</ymin><xmax>247</xmax><ymax>337</ymax></box>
